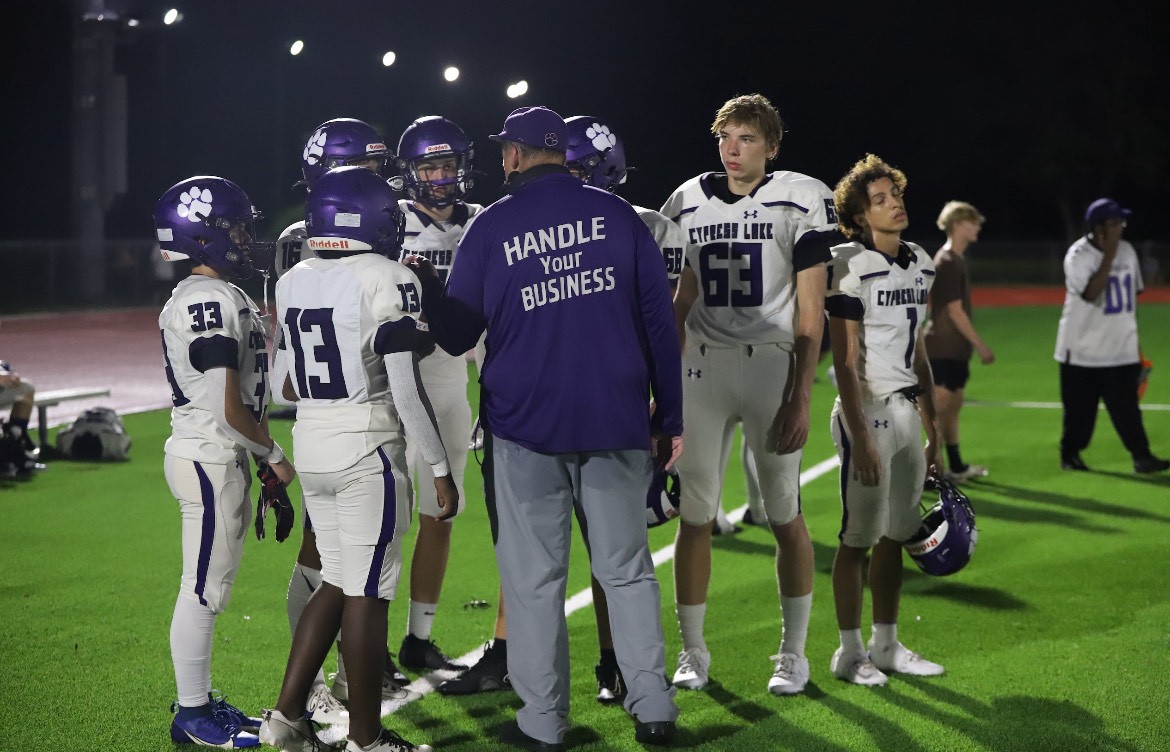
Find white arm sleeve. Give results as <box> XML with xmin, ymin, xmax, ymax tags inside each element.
<box><xmin>269</xmin><ymin>344</ymin><xmax>295</xmax><ymax>406</ymax></box>
<box><xmin>206</xmin><ymin>367</ymin><xmax>273</xmax><ymax>458</ymax></box>
<box><xmin>384</xmin><ymin>351</ymin><xmax>450</xmax><ymax>477</ymax></box>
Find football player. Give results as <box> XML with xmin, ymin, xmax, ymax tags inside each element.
<box><xmin>662</xmin><ymin>93</ymin><xmax>835</xmax><ymax>696</ymax></box>
<box><xmin>391</xmin><ymin>115</ymin><xmax>482</xmax><ymax>676</ymax></box>
<box><xmin>825</xmin><ymin>153</ymin><xmax>945</xmax><ymax>686</ymax></box>
<box><xmin>154</xmin><ymin>176</ymin><xmax>295</xmax><ymax>748</ymax></box>
<box><xmin>271</xmin><ymin>117</ymin><xmax>414</xmax><ymax>722</ymax></box>
<box><xmin>260</xmin><ymin>166</ymin><xmax>452</xmax><ymax>752</ymax></box>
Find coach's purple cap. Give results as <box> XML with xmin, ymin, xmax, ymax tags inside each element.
<box><xmin>1085</xmin><ymin>197</ymin><xmax>1132</xmax><ymax>225</ymax></box>
<box><xmin>489</xmin><ymin>106</ymin><xmax>568</xmax><ymax>152</ymax></box>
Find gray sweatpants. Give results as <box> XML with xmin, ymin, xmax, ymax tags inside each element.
<box><xmin>491</xmin><ymin>436</ymin><xmax>679</xmax><ymax>744</ymax></box>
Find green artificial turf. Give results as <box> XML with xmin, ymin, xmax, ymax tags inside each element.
<box><xmin>0</xmin><ymin>304</ymin><xmax>1166</xmax><ymax>751</ymax></box>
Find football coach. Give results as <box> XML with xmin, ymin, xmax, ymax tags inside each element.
<box><xmin>407</xmin><ymin>105</ymin><xmax>682</xmax><ymax>750</ymax></box>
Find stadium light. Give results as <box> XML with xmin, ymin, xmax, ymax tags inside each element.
<box><xmin>506</xmin><ymin>80</ymin><xmax>528</xmax><ymax>98</ymax></box>
<box><xmin>290</xmin><ymin>40</ymin><xmax>304</xmax><ymax>56</ymax></box>
<box><xmin>382</xmin><ymin>51</ymin><xmax>396</xmax><ymax>67</ymax></box>
<box><xmin>163</xmin><ymin>8</ymin><xmax>182</xmax><ymax>25</ymax></box>
<box><xmin>443</xmin><ymin>66</ymin><xmax>460</xmax><ymax>82</ymax></box>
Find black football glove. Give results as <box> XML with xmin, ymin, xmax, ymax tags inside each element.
<box><xmin>255</xmin><ymin>461</ymin><xmax>294</xmax><ymax>542</ymax></box>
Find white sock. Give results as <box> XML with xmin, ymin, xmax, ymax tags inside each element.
<box><xmin>676</xmin><ymin>603</ymin><xmax>707</xmax><ymax>651</ymax></box>
<box><xmin>171</xmin><ymin>595</ymin><xmax>216</xmax><ymax>707</ymax></box>
<box><xmin>872</xmin><ymin>622</ymin><xmax>898</xmax><ymax>651</ymax></box>
<box><xmin>839</xmin><ymin>628</ymin><xmax>864</xmax><ymax>655</ymax></box>
<box><xmin>778</xmin><ymin>593</ymin><xmax>812</xmax><ymax>657</ymax></box>
<box><xmin>407</xmin><ymin>600</ymin><xmax>438</xmax><ymax>640</ymax></box>
<box><xmin>287</xmin><ymin>563</ymin><xmax>327</xmax><ymax>686</ymax></box>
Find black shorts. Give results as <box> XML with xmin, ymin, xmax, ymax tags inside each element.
<box><xmin>930</xmin><ymin>358</ymin><xmax>970</xmax><ymax>391</ymax></box>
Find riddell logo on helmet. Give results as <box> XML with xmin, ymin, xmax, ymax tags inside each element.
<box><xmin>905</xmin><ymin>536</ymin><xmax>940</xmax><ymax>556</ymax></box>
<box><xmin>307</xmin><ymin>238</ymin><xmax>352</xmax><ymax>250</ymax></box>
<box><xmin>425</xmin><ymin>143</ymin><xmax>452</xmax><ymax>153</ymax></box>
<box><xmin>367</xmin><ymin>143</ymin><xmax>387</xmax><ymax>152</ymax></box>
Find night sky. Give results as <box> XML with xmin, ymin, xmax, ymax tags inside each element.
<box><xmin>8</xmin><ymin>0</ymin><xmax>1168</xmax><ymax>248</ymax></box>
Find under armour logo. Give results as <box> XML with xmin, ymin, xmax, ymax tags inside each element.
<box><xmin>916</xmin><ymin>276</ymin><xmax>924</xmax><ymax>286</ymax></box>
<box><xmin>544</xmin><ymin>132</ymin><xmax>560</xmax><ymax>147</ymax></box>
<box><xmin>688</xmin><ymin>368</ymin><xmax>702</xmax><ymax>379</ymax></box>
<box><xmin>873</xmin><ymin>419</ymin><xmax>889</xmax><ymax>428</ymax></box>
<box><xmin>743</xmin><ymin>210</ymin><xmax>758</xmax><ymax>219</ymax></box>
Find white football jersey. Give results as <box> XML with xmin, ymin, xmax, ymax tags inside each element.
<box><xmin>661</xmin><ymin>171</ymin><xmax>837</xmax><ymax>346</ymax></box>
<box><xmin>633</xmin><ymin>205</ymin><xmax>684</xmax><ymax>283</ymax></box>
<box><xmin>275</xmin><ymin>220</ymin><xmax>310</xmax><ymax>279</ymax></box>
<box><xmin>1054</xmin><ymin>237</ymin><xmax>1144</xmax><ymax>367</ymax></box>
<box><xmin>275</xmin><ymin>252</ymin><xmax>426</xmax><ymax>473</ymax></box>
<box><xmin>397</xmin><ymin>200</ymin><xmax>483</xmax><ymax>387</ymax></box>
<box><xmin>826</xmin><ymin>241</ymin><xmax>935</xmax><ymax>402</ymax></box>
<box><xmin>160</xmin><ymin>275</ymin><xmax>269</xmax><ymax>464</ymax></box>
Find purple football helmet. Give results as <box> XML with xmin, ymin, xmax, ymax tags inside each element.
<box><xmin>396</xmin><ymin>116</ymin><xmax>474</xmax><ymax>208</ymax></box>
<box><xmin>646</xmin><ymin>469</ymin><xmax>681</xmax><ymax>528</ymax></box>
<box><xmin>304</xmin><ymin>166</ymin><xmax>404</xmax><ymax>257</ymax></box>
<box><xmin>301</xmin><ymin>118</ymin><xmax>390</xmax><ymax>187</ymax></box>
<box><xmin>153</xmin><ymin>176</ymin><xmax>272</xmax><ymax>277</ymax></box>
<box><xmin>565</xmin><ymin>115</ymin><xmax>628</xmax><ymax>192</ymax></box>
<box><xmin>904</xmin><ymin>476</ymin><xmax>978</xmax><ymax>576</ymax></box>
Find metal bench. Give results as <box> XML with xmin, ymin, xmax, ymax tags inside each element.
<box><xmin>33</xmin><ymin>387</ymin><xmax>112</xmax><ymax>452</ymax></box>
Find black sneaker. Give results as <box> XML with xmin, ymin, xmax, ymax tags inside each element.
<box><xmin>384</xmin><ymin>652</ymin><xmax>410</xmax><ymax>685</ymax></box>
<box><xmin>633</xmin><ymin>719</ymin><xmax>676</xmax><ymax>745</ymax></box>
<box><xmin>437</xmin><ymin>641</ymin><xmax>510</xmax><ymax>695</ymax></box>
<box><xmin>1134</xmin><ymin>455</ymin><xmax>1170</xmax><ymax>474</ymax></box>
<box><xmin>1061</xmin><ymin>453</ymin><xmax>1089</xmax><ymax>471</ymax></box>
<box><xmin>398</xmin><ymin>634</ymin><xmax>466</xmax><ymax>672</ymax></box>
<box><xmin>497</xmin><ymin>720</ymin><xmax>563</xmax><ymax>751</ymax></box>
<box><xmin>595</xmin><ymin>659</ymin><xmax>627</xmax><ymax>703</ymax></box>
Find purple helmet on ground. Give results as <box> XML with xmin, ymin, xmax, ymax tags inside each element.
<box><xmin>565</xmin><ymin>115</ymin><xmax>628</xmax><ymax>192</ymax></box>
<box><xmin>904</xmin><ymin>476</ymin><xmax>978</xmax><ymax>576</ymax></box>
<box><xmin>300</xmin><ymin>118</ymin><xmax>390</xmax><ymax>187</ymax></box>
<box><xmin>304</xmin><ymin>166</ymin><xmax>404</xmax><ymax>257</ymax></box>
<box><xmin>396</xmin><ymin>116</ymin><xmax>474</xmax><ymax>208</ymax></box>
<box><xmin>153</xmin><ymin>176</ymin><xmax>272</xmax><ymax>277</ymax></box>
<box><xmin>646</xmin><ymin>469</ymin><xmax>681</xmax><ymax>528</ymax></box>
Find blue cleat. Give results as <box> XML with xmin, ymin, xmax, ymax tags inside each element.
<box><xmin>209</xmin><ymin>691</ymin><xmax>262</xmax><ymax>733</ymax></box>
<box><xmin>170</xmin><ymin>702</ymin><xmax>260</xmax><ymax>748</ymax></box>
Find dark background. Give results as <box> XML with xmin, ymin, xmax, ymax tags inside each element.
<box><xmin>5</xmin><ymin>0</ymin><xmax>1168</xmax><ymax>254</ymax></box>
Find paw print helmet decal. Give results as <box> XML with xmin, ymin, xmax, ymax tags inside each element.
<box><xmin>565</xmin><ymin>115</ymin><xmax>628</xmax><ymax>192</ymax></box>
<box><xmin>153</xmin><ymin>176</ymin><xmax>274</xmax><ymax>277</ymax></box>
<box><xmin>304</xmin><ymin>166</ymin><xmax>405</xmax><ymax>258</ymax></box>
<box><xmin>396</xmin><ymin>116</ymin><xmax>475</xmax><ymax>209</ymax></box>
<box><xmin>300</xmin><ymin>118</ymin><xmax>390</xmax><ymax>188</ymax></box>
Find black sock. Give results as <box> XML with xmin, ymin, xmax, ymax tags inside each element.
<box><xmin>599</xmin><ymin>647</ymin><xmax>618</xmax><ymax>667</ymax></box>
<box><xmin>946</xmin><ymin>444</ymin><xmax>966</xmax><ymax>472</ymax></box>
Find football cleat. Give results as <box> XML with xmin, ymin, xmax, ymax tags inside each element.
<box><xmin>741</xmin><ymin>506</ymin><xmax>769</xmax><ymax>528</ymax></box>
<box><xmin>633</xmin><ymin>720</ymin><xmax>676</xmax><ymax>746</ymax></box>
<box><xmin>867</xmin><ymin>640</ymin><xmax>944</xmax><ymax>676</ymax></box>
<box><xmin>398</xmin><ymin>634</ymin><xmax>466</xmax><ymax>672</ymax></box>
<box><xmin>305</xmin><ymin>682</ymin><xmax>349</xmax><ymax>725</ymax></box>
<box><xmin>330</xmin><ymin>669</ymin><xmax>421</xmax><ymax>710</ymax></box>
<box><xmin>944</xmin><ymin>464</ymin><xmax>989</xmax><ymax>483</ymax></box>
<box><xmin>672</xmin><ymin>646</ymin><xmax>710</xmax><ymax>690</ymax></box>
<box><xmin>766</xmin><ymin>652</ymin><xmax>809</xmax><ymax>695</ymax></box>
<box><xmin>711</xmin><ymin>510</ymin><xmax>740</xmax><ymax>536</ymax></box>
<box><xmin>209</xmin><ymin>691</ymin><xmax>262</xmax><ymax>732</ymax></box>
<box><xmin>171</xmin><ymin>703</ymin><xmax>260</xmax><ymax>748</ymax></box>
<box><xmin>594</xmin><ymin>659</ymin><xmax>627</xmax><ymax>703</ymax></box>
<box><xmin>437</xmin><ymin>641</ymin><xmax>510</xmax><ymax>695</ymax></box>
<box><xmin>258</xmin><ymin>709</ymin><xmax>331</xmax><ymax>752</ymax></box>
<box><xmin>344</xmin><ymin>728</ymin><xmax>432</xmax><ymax>752</ymax></box>
<box><xmin>1061</xmin><ymin>453</ymin><xmax>1090</xmax><ymax>471</ymax></box>
<box><xmin>830</xmin><ymin>648</ymin><xmax>888</xmax><ymax>686</ymax></box>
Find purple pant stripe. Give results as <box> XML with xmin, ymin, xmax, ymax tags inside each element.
<box><xmin>193</xmin><ymin>461</ymin><xmax>216</xmax><ymax>607</ymax></box>
<box><xmin>363</xmin><ymin>446</ymin><xmax>397</xmax><ymax>597</ymax></box>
